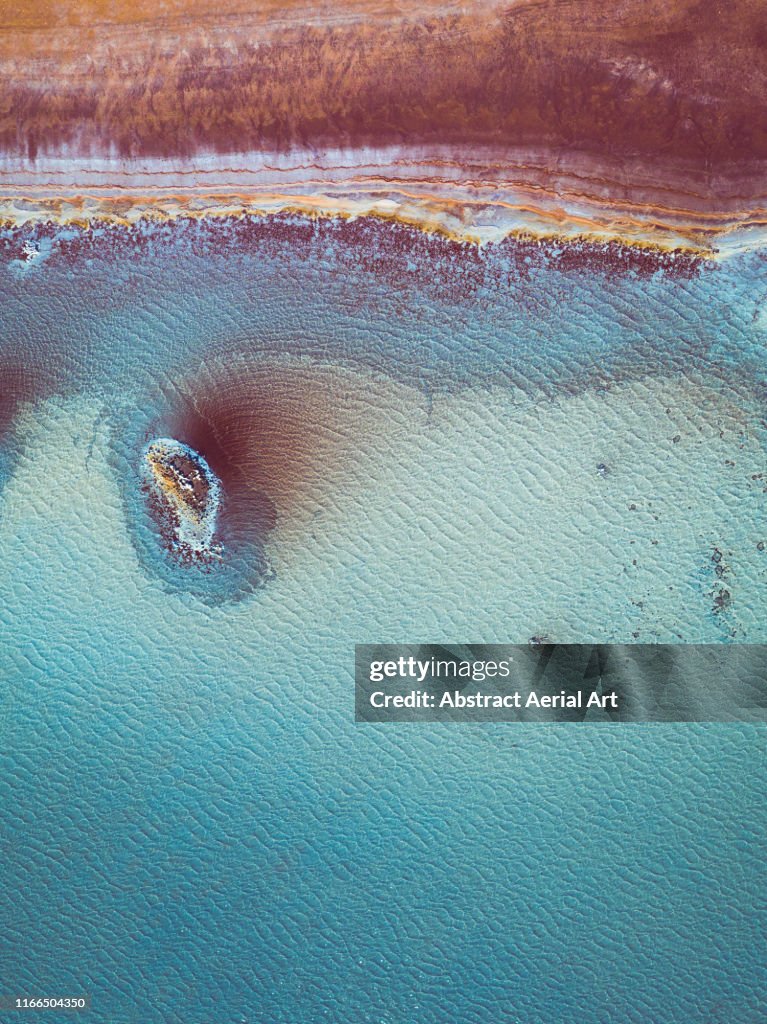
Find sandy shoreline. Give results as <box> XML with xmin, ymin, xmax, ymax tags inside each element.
<box><xmin>2</xmin><ymin>146</ymin><xmax>766</xmax><ymax>253</ymax></box>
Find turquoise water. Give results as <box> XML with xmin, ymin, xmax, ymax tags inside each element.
<box><xmin>0</xmin><ymin>219</ymin><xmax>765</xmax><ymax>1021</ymax></box>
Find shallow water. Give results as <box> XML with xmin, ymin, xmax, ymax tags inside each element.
<box><xmin>0</xmin><ymin>219</ymin><xmax>765</xmax><ymax>1022</ymax></box>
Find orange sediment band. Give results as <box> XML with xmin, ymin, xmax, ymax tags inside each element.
<box><xmin>1</xmin><ymin>181</ymin><xmax>765</xmax><ymax>254</ymax></box>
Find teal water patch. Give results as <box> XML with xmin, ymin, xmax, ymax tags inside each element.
<box><xmin>0</xmin><ymin>221</ymin><xmax>765</xmax><ymax>1022</ymax></box>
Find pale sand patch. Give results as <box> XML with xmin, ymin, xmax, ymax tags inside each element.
<box><xmin>1</xmin><ymin>376</ymin><xmax>764</xmax><ymax>650</ymax></box>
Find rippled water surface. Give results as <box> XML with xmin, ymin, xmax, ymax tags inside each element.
<box><xmin>0</xmin><ymin>219</ymin><xmax>765</xmax><ymax>1022</ymax></box>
